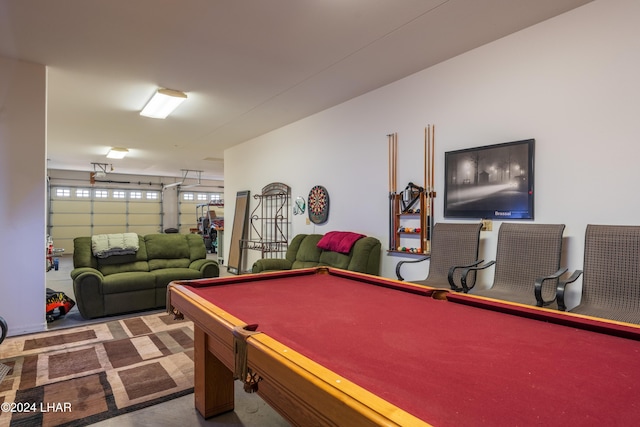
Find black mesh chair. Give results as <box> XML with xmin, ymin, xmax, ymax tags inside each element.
<box><xmin>557</xmin><ymin>224</ymin><xmax>640</xmax><ymax>324</ymax></box>
<box><xmin>457</xmin><ymin>223</ymin><xmax>566</xmax><ymax>307</ymax></box>
<box><xmin>396</xmin><ymin>222</ymin><xmax>483</xmax><ymax>290</ymax></box>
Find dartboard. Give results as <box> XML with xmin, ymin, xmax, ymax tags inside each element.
<box><xmin>308</xmin><ymin>185</ymin><xmax>329</xmax><ymax>224</ymax></box>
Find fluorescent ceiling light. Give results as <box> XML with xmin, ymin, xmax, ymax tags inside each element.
<box><xmin>140</xmin><ymin>88</ymin><xmax>187</xmax><ymax>119</ymax></box>
<box><xmin>106</xmin><ymin>147</ymin><xmax>129</xmax><ymax>159</ymax></box>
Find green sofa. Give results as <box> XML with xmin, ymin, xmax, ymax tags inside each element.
<box><xmin>71</xmin><ymin>233</ymin><xmax>219</xmax><ymax>319</ymax></box>
<box><xmin>252</xmin><ymin>233</ymin><xmax>381</xmax><ymax>275</ymax></box>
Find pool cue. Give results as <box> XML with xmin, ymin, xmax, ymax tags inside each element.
<box><xmin>392</xmin><ymin>133</ymin><xmax>399</xmax><ymax>250</ymax></box>
<box><xmin>393</xmin><ymin>133</ymin><xmax>398</xmax><ymax>250</ymax></box>
<box><xmin>431</xmin><ymin>125</ymin><xmax>435</xmax><ymax>196</ymax></box>
<box><xmin>422</xmin><ymin>127</ymin><xmax>428</xmax><ymax>253</ymax></box>
<box><xmin>388</xmin><ymin>134</ymin><xmax>395</xmax><ymax>250</ymax></box>
<box><xmin>428</xmin><ymin>125</ymin><xmax>435</xmax><ymax>250</ymax></box>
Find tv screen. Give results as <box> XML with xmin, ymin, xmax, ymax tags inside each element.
<box><xmin>444</xmin><ymin>139</ymin><xmax>534</xmax><ymax>219</ymax></box>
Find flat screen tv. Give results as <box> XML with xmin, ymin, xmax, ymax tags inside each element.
<box><xmin>444</xmin><ymin>139</ymin><xmax>534</xmax><ymax>219</ymax></box>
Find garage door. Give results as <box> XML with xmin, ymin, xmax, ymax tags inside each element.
<box><xmin>49</xmin><ymin>186</ymin><xmax>162</xmax><ymax>254</ymax></box>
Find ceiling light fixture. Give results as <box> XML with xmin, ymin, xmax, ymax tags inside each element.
<box><xmin>140</xmin><ymin>88</ymin><xmax>187</xmax><ymax>119</ymax></box>
<box><xmin>106</xmin><ymin>147</ymin><xmax>129</xmax><ymax>159</ymax></box>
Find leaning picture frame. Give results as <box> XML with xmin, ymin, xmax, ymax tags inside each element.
<box><xmin>444</xmin><ymin>139</ymin><xmax>535</xmax><ymax>220</ymax></box>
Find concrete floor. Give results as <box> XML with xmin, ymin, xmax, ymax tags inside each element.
<box><xmin>89</xmin><ymin>390</ymin><xmax>289</xmax><ymax>427</ymax></box>
<box><xmin>46</xmin><ymin>255</ymin><xmax>290</xmax><ymax>427</ymax></box>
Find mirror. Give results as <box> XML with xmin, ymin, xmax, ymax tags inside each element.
<box><xmin>227</xmin><ymin>190</ymin><xmax>250</xmax><ymax>275</ymax></box>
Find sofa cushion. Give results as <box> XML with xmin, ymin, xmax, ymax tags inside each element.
<box><xmin>97</xmin><ymin>253</ymin><xmax>137</xmax><ymax>265</ymax></box>
<box><xmin>99</xmin><ymin>260</ymin><xmax>150</xmax><ymax>276</ymax></box>
<box><xmin>318</xmin><ymin>250</ymin><xmax>351</xmax><ymax>269</ymax></box>
<box><xmin>148</xmin><ymin>258</ymin><xmax>191</xmax><ymax>270</ymax></box>
<box><xmin>290</xmin><ymin>235</ymin><xmax>324</xmax><ymax>269</ymax></box>
<box><xmin>102</xmin><ymin>272</ymin><xmax>156</xmax><ymax>294</ymax></box>
<box><xmin>285</xmin><ymin>234</ymin><xmax>308</xmax><ymax>264</ymax></box>
<box><xmin>151</xmin><ymin>268</ymin><xmax>203</xmax><ymax>287</ymax></box>
<box><xmin>295</xmin><ymin>235</ymin><xmax>323</xmax><ymax>263</ymax></box>
<box><xmin>144</xmin><ymin>234</ymin><xmax>190</xmax><ymax>259</ymax></box>
<box><xmin>186</xmin><ymin>234</ymin><xmax>208</xmax><ymax>261</ymax></box>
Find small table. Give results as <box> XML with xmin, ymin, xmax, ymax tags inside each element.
<box><xmin>168</xmin><ymin>267</ymin><xmax>640</xmax><ymax>426</ymax></box>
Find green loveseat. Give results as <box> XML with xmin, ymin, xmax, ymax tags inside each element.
<box><xmin>252</xmin><ymin>233</ymin><xmax>381</xmax><ymax>276</ymax></box>
<box><xmin>71</xmin><ymin>233</ymin><xmax>219</xmax><ymax>319</ymax></box>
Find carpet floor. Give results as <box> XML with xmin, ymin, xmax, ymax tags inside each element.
<box><xmin>0</xmin><ymin>312</ymin><xmax>193</xmax><ymax>427</ymax></box>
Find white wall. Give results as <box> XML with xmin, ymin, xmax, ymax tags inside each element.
<box><xmin>225</xmin><ymin>0</ymin><xmax>640</xmax><ymax>309</ymax></box>
<box><xmin>0</xmin><ymin>57</ymin><xmax>47</xmax><ymax>335</ymax></box>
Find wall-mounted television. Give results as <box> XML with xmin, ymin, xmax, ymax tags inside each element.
<box><xmin>444</xmin><ymin>139</ymin><xmax>535</xmax><ymax>219</ymax></box>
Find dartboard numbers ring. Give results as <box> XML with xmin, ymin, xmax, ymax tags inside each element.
<box><xmin>308</xmin><ymin>185</ymin><xmax>329</xmax><ymax>224</ymax></box>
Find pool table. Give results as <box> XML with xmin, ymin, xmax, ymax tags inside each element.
<box><xmin>168</xmin><ymin>267</ymin><xmax>640</xmax><ymax>427</ymax></box>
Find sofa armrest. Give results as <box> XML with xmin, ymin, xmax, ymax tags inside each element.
<box><xmin>252</xmin><ymin>258</ymin><xmax>293</xmax><ymax>273</ymax></box>
<box><xmin>189</xmin><ymin>259</ymin><xmax>220</xmax><ymax>278</ymax></box>
<box><xmin>71</xmin><ymin>267</ymin><xmax>102</xmax><ymax>281</ymax></box>
<box><xmin>71</xmin><ymin>268</ymin><xmax>105</xmax><ymax>319</ymax></box>
<box><xmin>347</xmin><ymin>237</ymin><xmax>382</xmax><ymax>275</ymax></box>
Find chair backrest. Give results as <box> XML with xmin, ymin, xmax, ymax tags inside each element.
<box><xmin>490</xmin><ymin>223</ymin><xmax>565</xmax><ymax>299</ymax></box>
<box><xmin>580</xmin><ymin>224</ymin><xmax>640</xmax><ymax>318</ymax></box>
<box><xmin>426</xmin><ymin>222</ymin><xmax>482</xmax><ymax>286</ymax></box>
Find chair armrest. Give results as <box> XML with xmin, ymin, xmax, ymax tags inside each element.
<box><xmin>457</xmin><ymin>260</ymin><xmax>496</xmax><ymax>293</ymax></box>
<box><xmin>395</xmin><ymin>256</ymin><xmax>430</xmax><ymax>281</ymax></box>
<box><xmin>556</xmin><ymin>270</ymin><xmax>583</xmax><ymax>311</ymax></box>
<box><xmin>447</xmin><ymin>259</ymin><xmax>484</xmax><ymax>291</ymax></box>
<box><xmin>534</xmin><ymin>267</ymin><xmax>568</xmax><ymax>307</ymax></box>
<box><xmin>252</xmin><ymin>258</ymin><xmax>293</xmax><ymax>273</ymax></box>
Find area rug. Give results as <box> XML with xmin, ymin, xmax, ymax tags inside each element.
<box><xmin>0</xmin><ymin>312</ymin><xmax>194</xmax><ymax>427</ymax></box>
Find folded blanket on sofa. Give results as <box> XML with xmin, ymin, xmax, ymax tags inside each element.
<box><xmin>91</xmin><ymin>233</ymin><xmax>139</xmax><ymax>258</ymax></box>
<box><xmin>317</xmin><ymin>231</ymin><xmax>366</xmax><ymax>254</ymax></box>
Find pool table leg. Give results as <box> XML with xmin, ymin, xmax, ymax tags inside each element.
<box><xmin>194</xmin><ymin>325</ymin><xmax>235</xmax><ymax>418</ymax></box>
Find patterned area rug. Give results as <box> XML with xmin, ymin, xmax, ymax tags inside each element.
<box><xmin>0</xmin><ymin>312</ymin><xmax>193</xmax><ymax>427</ymax></box>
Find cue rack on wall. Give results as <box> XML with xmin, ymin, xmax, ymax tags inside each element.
<box><xmin>388</xmin><ymin>126</ymin><xmax>435</xmax><ymax>255</ymax></box>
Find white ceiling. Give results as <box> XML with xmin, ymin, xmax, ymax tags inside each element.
<box><xmin>1</xmin><ymin>0</ymin><xmax>592</xmax><ymax>180</ymax></box>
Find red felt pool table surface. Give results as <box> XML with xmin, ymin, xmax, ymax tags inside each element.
<box><xmin>169</xmin><ymin>267</ymin><xmax>640</xmax><ymax>426</ymax></box>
